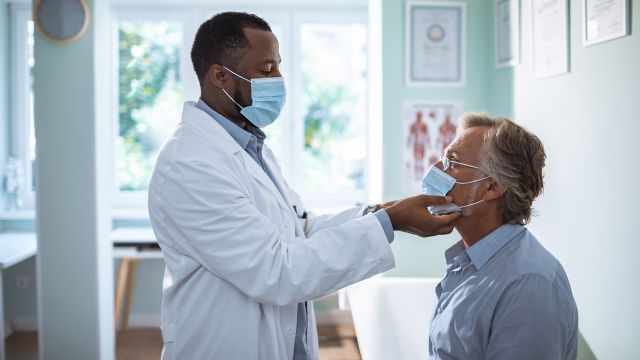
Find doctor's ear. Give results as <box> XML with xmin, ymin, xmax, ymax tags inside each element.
<box><xmin>207</xmin><ymin>64</ymin><xmax>228</xmax><ymax>88</ymax></box>
<box><xmin>483</xmin><ymin>179</ymin><xmax>505</xmax><ymax>202</ymax></box>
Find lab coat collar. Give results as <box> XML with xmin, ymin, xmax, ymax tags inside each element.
<box><xmin>181</xmin><ymin>101</ymin><xmax>291</xmax><ymax>214</ymax></box>
<box><xmin>181</xmin><ymin>101</ymin><xmax>238</xmax><ymax>152</ymax></box>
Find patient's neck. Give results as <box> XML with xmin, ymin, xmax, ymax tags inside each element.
<box><xmin>456</xmin><ymin>211</ymin><xmax>504</xmax><ymax>249</ymax></box>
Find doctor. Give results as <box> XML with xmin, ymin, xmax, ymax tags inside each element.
<box><xmin>148</xmin><ymin>11</ymin><xmax>460</xmax><ymax>360</ymax></box>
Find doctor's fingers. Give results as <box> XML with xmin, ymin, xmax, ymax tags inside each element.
<box><xmin>418</xmin><ymin>194</ymin><xmax>453</xmax><ymax>207</ymax></box>
<box><xmin>424</xmin><ymin>212</ymin><xmax>461</xmax><ymax>236</ymax></box>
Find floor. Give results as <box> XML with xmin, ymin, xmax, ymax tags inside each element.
<box><xmin>5</xmin><ymin>325</ymin><xmax>361</xmax><ymax>360</ymax></box>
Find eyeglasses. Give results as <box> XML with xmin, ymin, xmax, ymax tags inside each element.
<box><xmin>440</xmin><ymin>155</ymin><xmax>481</xmax><ymax>171</ymax></box>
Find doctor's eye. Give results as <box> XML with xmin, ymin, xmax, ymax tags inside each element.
<box><xmin>259</xmin><ymin>65</ymin><xmax>274</xmax><ymax>75</ymax></box>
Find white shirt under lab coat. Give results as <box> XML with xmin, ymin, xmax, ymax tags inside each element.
<box><xmin>148</xmin><ymin>101</ymin><xmax>396</xmax><ymax>360</ymax></box>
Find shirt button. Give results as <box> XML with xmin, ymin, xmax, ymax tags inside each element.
<box><xmin>287</xmin><ymin>327</ymin><xmax>295</xmax><ymax>335</ymax></box>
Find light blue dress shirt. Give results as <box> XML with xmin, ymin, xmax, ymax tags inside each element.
<box><xmin>429</xmin><ymin>223</ymin><xmax>578</xmax><ymax>360</ymax></box>
<box><xmin>195</xmin><ymin>99</ymin><xmax>393</xmax><ymax>360</ymax></box>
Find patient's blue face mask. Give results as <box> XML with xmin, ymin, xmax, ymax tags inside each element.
<box><xmin>422</xmin><ymin>156</ymin><xmax>490</xmax><ymax>215</ymax></box>
<box><xmin>222</xmin><ymin>66</ymin><xmax>286</xmax><ymax>128</ymax></box>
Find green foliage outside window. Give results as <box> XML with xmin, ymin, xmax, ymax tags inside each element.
<box><xmin>303</xmin><ymin>78</ymin><xmax>353</xmax><ymax>156</ymax></box>
<box><xmin>118</xmin><ymin>22</ymin><xmax>181</xmax><ymax>191</ymax></box>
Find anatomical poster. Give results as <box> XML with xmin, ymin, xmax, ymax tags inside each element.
<box><xmin>402</xmin><ymin>100</ymin><xmax>463</xmax><ymax>193</ymax></box>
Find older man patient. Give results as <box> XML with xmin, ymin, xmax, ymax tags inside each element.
<box><xmin>424</xmin><ymin>113</ymin><xmax>578</xmax><ymax>359</ymax></box>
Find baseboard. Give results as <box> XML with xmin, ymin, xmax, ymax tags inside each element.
<box><xmin>10</xmin><ymin>317</ymin><xmax>38</xmax><ymax>331</ymax></box>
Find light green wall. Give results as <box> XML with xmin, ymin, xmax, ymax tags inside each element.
<box><xmin>382</xmin><ymin>0</ymin><xmax>512</xmax><ymax>278</ymax></box>
<box><xmin>380</xmin><ymin>1</ymin><xmax>597</xmax><ymax>359</ymax></box>
<box><xmin>1</xmin><ymin>219</ymin><xmax>165</xmax><ymax>329</ymax></box>
<box><xmin>34</xmin><ymin>0</ymin><xmax>113</xmax><ymax>357</ymax></box>
<box><xmin>0</xmin><ymin>2</ymin><xmax>9</xmax><ymax>215</ymax></box>
<box><xmin>514</xmin><ymin>1</ymin><xmax>640</xmax><ymax>359</ymax></box>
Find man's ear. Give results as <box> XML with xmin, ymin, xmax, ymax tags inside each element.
<box><xmin>483</xmin><ymin>178</ymin><xmax>505</xmax><ymax>202</ymax></box>
<box><xmin>207</xmin><ymin>64</ymin><xmax>227</xmax><ymax>88</ymax></box>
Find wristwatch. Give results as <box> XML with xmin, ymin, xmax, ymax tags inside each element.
<box><xmin>363</xmin><ymin>204</ymin><xmax>380</xmax><ymax>215</ymax></box>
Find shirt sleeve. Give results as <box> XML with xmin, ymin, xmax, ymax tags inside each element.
<box><xmin>373</xmin><ymin>209</ymin><xmax>395</xmax><ymax>243</ymax></box>
<box><xmin>486</xmin><ymin>274</ymin><xmax>578</xmax><ymax>360</ymax></box>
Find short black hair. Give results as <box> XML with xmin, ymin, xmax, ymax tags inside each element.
<box><xmin>191</xmin><ymin>12</ymin><xmax>272</xmax><ymax>86</ymax></box>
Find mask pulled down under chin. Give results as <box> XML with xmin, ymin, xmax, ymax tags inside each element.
<box><xmin>421</xmin><ymin>165</ymin><xmax>461</xmax><ymax>215</ymax></box>
<box><xmin>428</xmin><ymin>202</ymin><xmax>462</xmax><ymax>215</ymax></box>
<box><xmin>421</xmin><ymin>164</ymin><xmax>484</xmax><ymax>215</ymax></box>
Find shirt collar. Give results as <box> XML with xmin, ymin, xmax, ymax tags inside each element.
<box><xmin>443</xmin><ymin>223</ymin><xmax>526</xmax><ymax>271</ymax></box>
<box><xmin>195</xmin><ymin>99</ymin><xmax>265</xmax><ymax>150</ymax></box>
<box><xmin>465</xmin><ymin>223</ymin><xmax>526</xmax><ymax>270</ymax></box>
<box><xmin>444</xmin><ymin>240</ymin><xmax>466</xmax><ymax>267</ymax></box>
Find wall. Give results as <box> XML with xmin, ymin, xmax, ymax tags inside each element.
<box><xmin>379</xmin><ymin>1</ymin><xmax>598</xmax><ymax>359</ymax></box>
<box><xmin>382</xmin><ymin>0</ymin><xmax>511</xmax><ymax>278</ymax></box>
<box><xmin>34</xmin><ymin>0</ymin><xmax>113</xmax><ymax>356</ymax></box>
<box><xmin>514</xmin><ymin>1</ymin><xmax>640</xmax><ymax>359</ymax></box>
<box><xmin>0</xmin><ymin>2</ymin><xmax>9</xmax><ymax>215</ymax></box>
<box><xmin>1</xmin><ymin>1</ymin><xmax>14</xmax><ymax>322</ymax></box>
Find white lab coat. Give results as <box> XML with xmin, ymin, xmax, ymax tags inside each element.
<box><xmin>148</xmin><ymin>101</ymin><xmax>395</xmax><ymax>360</ymax></box>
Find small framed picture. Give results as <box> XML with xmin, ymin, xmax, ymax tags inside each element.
<box><xmin>583</xmin><ymin>0</ymin><xmax>630</xmax><ymax>46</ymax></box>
<box><xmin>405</xmin><ymin>1</ymin><xmax>466</xmax><ymax>87</ymax></box>
<box><xmin>495</xmin><ymin>0</ymin><xmax>519</xmax><ymax>68</ymax></box>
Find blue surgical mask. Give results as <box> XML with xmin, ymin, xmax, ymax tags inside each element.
<box><xmin>421</xmin><ymin>164</ymin><xmax>489</xmax><ymax>215</ymax></box>
<box><xmin>222</xmin><ymin>66</ymin><xmax>286</xmax><ymax>128</ymax></box>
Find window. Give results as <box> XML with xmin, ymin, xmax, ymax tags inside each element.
<box><xmin>7</xmin><ymin>2</ymin><xmax>375</xmax><ymax>215</ymax></box>
<box><xmin>111</xmin><ymin>5</ymin><xmax>374</xmax><ymax>212</ymax></box>
<box><xmin>116</xmin><ymin>21</ymin><xmax>184</xmax><ymax>192</ymax></box>
<box><xmin>9</xmin><ymin>4</ymin><xmax>36</xmax><ymax>209</ymax></box>
<box><xmin>255</xmin><ymin>13</ymin><xmax>371</xmax><ymax>208</ymax></box>
<box><xmin>299</xmin><ymin>21</ymin><xmax>368</xmax><ymax>195</ymax></box>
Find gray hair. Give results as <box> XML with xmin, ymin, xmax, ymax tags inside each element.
<box><xmin>460</xmin><ymin>113</ymin><xmax>546</xmax><ymax>225</ymax></box>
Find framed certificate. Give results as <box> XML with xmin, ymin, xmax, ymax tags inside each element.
<box><xmin>531</xmin><ymin>0</ymin><xmax>569</xmax><ymax>79</ymax></box>
<box><xmin>583</xmin><ymin>0</ymin><xmax>630</xmax><ymax>46</ymax></box>
<box><xmin>405</xmin><ymin>1</ymin><xmax>466</xmax><ymax>87</ymax></box>
<box><xmin>495</xmin><ymin>0</ymin><xmax>519</xmax><ymax>67</ymax></box>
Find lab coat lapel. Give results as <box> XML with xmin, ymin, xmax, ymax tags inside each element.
<box><xmin>263</xmin><ymin>148</ymin><xmax>306</xmax><ymax>237</ymax></box>
<box><xmin>238</xmin><ymin>150</ymin><xmax>290</xmax><ymax>214</ymax></box>
<box><xmin>182</xmin><ymin>101</ymin><xmax>292</xmax><ymax>220</ymax></box>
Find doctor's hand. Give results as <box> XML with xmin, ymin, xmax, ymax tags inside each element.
<box><xmin>385</xmin><ymin>195</ymin><xmax>461</xmax><ymax>237</ymax></box>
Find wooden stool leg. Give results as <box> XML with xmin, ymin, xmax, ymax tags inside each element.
<box><xmin>122</xmin><ymin>259</ymin><xmax>138</xmax><ymax>331</ymax></box>
<box><xmin>114</xmin><ymin>259</ymin><xmax>130</xmax><ymax>332</ymax></box>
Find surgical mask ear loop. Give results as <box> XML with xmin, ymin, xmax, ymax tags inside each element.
<box><xmin>456</xmin><ymin>175</ymin><xmax>490</xmax><ymax>185</ymax></box>
<box><xmin>220</xmin><ymin>66</ymin><xmax>252</xmax><ymax>110</ymax></box>
<box><xmin>223</xmin><ymin>66</ymin><xmax>251</xmax><ymax>83</ymax></box>
<box><xmin>221</xmin><ymin>88</ymin><xmax>244</xmax><ymax>110</ymax></box>
<box><xmin>457</xmin><ymin>198</ymin><xmax>485</xmax><ymax>208</ymax></box>
<box><xmin>456</xmin><ymin>174</ymin><xmax>489</xmax><ymax>209</ymax></box>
